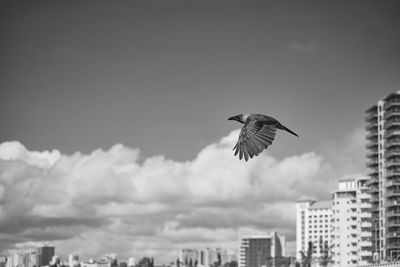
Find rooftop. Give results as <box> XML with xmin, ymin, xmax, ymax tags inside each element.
<box><xmin>339</xmin><ymin>174</ymin><xmax>369</xmax><ymax>182</ymax></box>
<box><xmin>309</xmin><ymin>200</ymin><xmax>331</xmax><ymax>210</ymax></box>
<box><xmin>383</xmin><ymin>90</ymin><xmax>400</xmax><ymax>102</ymax></box>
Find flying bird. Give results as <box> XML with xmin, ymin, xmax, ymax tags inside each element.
<box><xmin>228</xmin><ymin>113</ymin><xmax>298</xmax><ymax>161</ymax></box>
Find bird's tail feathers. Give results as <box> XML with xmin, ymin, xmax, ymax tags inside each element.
<box><xmin>280</xmin><ymin>125</ymin><xmax>298</xmax><ymax>137</ymax></box>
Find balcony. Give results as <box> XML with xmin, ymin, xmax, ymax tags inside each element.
<box><xmin>384</xmin><ymin>114</ymin><xmax>400</xmax><ymax>120</ymax></box>
<box><xmin>367</xmin><ymin>186</ymin><xmax>379</xmax><ymax>194</ymax></box>
<box><xmin>371</xmin><ymin>195</ymin><xmax>380</xmax><ymax>203</ymax></box>
<box><xmin>386</xmin><ymin>160</ymin><xmax>400</xmax><ymax>168</ymax></box>
<box><xmin>366</xmin><ymin>160</ymin><xmax>379</xmax><ymax>168</ymax></box>
<box><xmin>386</xmin><ymin>130</ymin><xmax>400</xmax><ymax>139</ymax></box>
<box><xmin>387</xmin><ymin>150</ymin><xmax>400</xmax><ymax>159</ymax></box>
<box><xmin>366</xmin><ymin>122</ymin><xmax>379</xmax><ymax>131</ymax></box>
<box><xmin>385</xmin><ymin>99</ymin><xmax>400</xmax><ymax>110</ymax></box>
<box><xmin>360</xmin><ymin>240</ymin><xmax>373</xmax><ymax>247</ymax></box>
<box><xmin>360</xmin><ymin>213</ymin><xmax>372</xmax><ymax>220</ymax></box>
<box><xmin>387</xmin><ymin>139</ymin><xmax>400</xmax><ymax>148</ymax></box>
<box><xmin>368</xmin><ymin>171</ymin><xmax>379</xmax><ymax>179</ymax></box>
<box><xmin>386</xmin><ymin>201</ymin><xmax>400</xmax><ymax>208</ymax></box>
<box><xmin>367</xmin><ymin>177</ymin><xmax>379</xmax><ymax>186</ymax></box>
<box><xmin>367</xmin><ymin>131</ymin><xmax>379</xmax><ymax>140</ymax></box>
<box><xmin>360</xmin><ymin>250</ymin><xmax>372</xmax><ymax>257</ymax></box>
<box><xmin>387</xmin><ymin>221</ymin><xmax>400</xmax><ymax>227</ymax></box>
<box><xmin>387</xmin><ymin>232</ymin><xmax>400</xmax><ymax>238</ymax></box>
<box><xmin>361</xmin><ymin>221</ymin><xmax>373</xmax><ymax>228</ymax></box>
<box><xmin>367</xmin><ymin>150</ymin><xmax>379</xmax><ymax>159</ymax></box>
<box><xmin>387</xmin><ymin>189</ymin><xmax>400</xmax><ymax>197</ymax></box>
<box><xmin>385</xmin><ymin>119</ymin><xmax>400</xmax><ymax>130</ymax></box>
<box><xmin>366</xmin><ymin>112</ymin><xmax>378</xmax><ymax>122</ymax></box>
<box><xmin>361</xmin><ymin>231</ymin><xmax>372</xmax><ymax>237</ymax></box>
<box><xmin>386</xmin><ymin>243</ymin><xmax>400</xmax><ymax>249</ymax></box>
<box><xmin>386</xmin><ymin>210</ymin><xmax>400</xmax><ymax>217</ymax></box>
<box><xmin>361</xmin><ymin>205</ymin><xmax>372</xmax><ymax>212</ymax></box>
<box><xmin>387</xmin><ymin>170</ymin><xmax>400</xmax><ymax>178</ymax></box>
<box><xmin>385</xmin><ymin>109</ymin><xmax>400</xmax><ymax>120</ymax></box>
<box><xmin>387</xmin><ymin>180</ymin><xmax>400</xmax><ymax>187</ymax></box>
<box><xmin>366</xmin><ymin>141</ymin><xmax>379</xmax><ymax>149</ymax></box>
<box><xmin>359</xmin><ymin>192</ymin><xmax>371</xmax><ymax>199</ymax></box>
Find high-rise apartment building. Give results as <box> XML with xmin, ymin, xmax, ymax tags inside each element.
<box><xmin>37</xmin><ymin>246</ymin><xmax>55</xmax><ymax>267</ymax></box>
<box><xmin>6</xmin><ymin>249</ymin><xmax>38</xmax><ymax>267</ymax></box>
<box><xmin>331</xmin><ymin>175</ymin><xmax>373</xmax><ymax>266</ymax></box>
<box><xmin>366</xmin><ymin>91</ymin><xmax>400</xmax><ymax>261</ymax></box>
<box><xmin>238</xmin><ymin>228</ymin><xmax>285</xmax><ymax>267</ymax></box>
<box><xmin>296</xmin><ymin>200</ymin><xmax>332</xmax><ymax>262</ymax></box>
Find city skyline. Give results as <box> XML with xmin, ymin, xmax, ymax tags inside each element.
<box><xmin>1</xmin><ymin>0</ymin><xmax>400</xmax><ymax>264</ymax></box>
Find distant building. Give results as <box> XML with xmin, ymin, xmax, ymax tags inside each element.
<box><xmin>238</xmin><ymin>228</ymin><xmax>285</xmax><ymax>267</ymax></box>
<box><xmin>296</xmin><ymin>199</ymin><xmax>332</xmax><ymax>262</ymax></box>
<box><xmin>178</xmin><ymin>248</ymin><xmax>236</xmax><ymax>267</ymax></box>
<box><xmin>81</xmin><ymin>259</ymin><xmax>109</xmax><ymax>267</ymax></box>
<box><xmin>49</xmin><ymin>255</ymin><xmax>62</xmax><ymax>267</ymax></box>
<box><xmin>6</xmin><ymin>249</ymin><xmax>38</xmax><ymax>267</ymax></box>
<box><xmin>127</xmin><ymin>258</ymin><xmax>136</xmax><ymax>267</ymax></box>
<box><xmin>69</xmin><ymin>255</ymin><xmax>80</xmax><ymax>267</ymax></box>
<box><xmin>0</xmin><ymin>255</ymin><xmax>7</xmax><ymax>267</ymax></box>
<box><xmin>179</xmin><ymin>249</ymin><xmax>198</xmax><ymax>266</ymax></box>
<box><xmin>81</xmin><ymin>255</ymin><xmax>118</xmax><ymax>267</ymax></box>
<box><xmin>331</xmin><ymin>175</ymin><xmax>373</xmax><ymax>266</ymax></box>
<box><xmin>37</xmin><ymin>246</ymin><xmax>55</xmax><ymax>267</ymax></box>
<box><xmin>204</xmin><ymin>248</ymin><xmax>221</xmax><ymax>267</ymax></box>
<box><xmin>220</xmin><ymin>250</ymin><xmax>237</xmax><ymax>265</ymax></box>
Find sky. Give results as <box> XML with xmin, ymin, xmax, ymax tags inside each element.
<box><xmin>0</xmin><ymin>0</ymin><xmax>400</xmax><ymax>263</ymax></box>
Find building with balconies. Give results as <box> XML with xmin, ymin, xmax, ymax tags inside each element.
<box><xmin>366</xmin><ymin>91</ymin><xmax>400</xmax><ymax>262</ymax></box>
<box><xmin>331</xmin><ymin>175</ymin><xmax>373</xmax><ymax>267</ymax></box>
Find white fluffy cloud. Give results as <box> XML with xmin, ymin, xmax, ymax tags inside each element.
<box><xmin>0</xmin><ymin>129</ymin><xmax>364</xmax><ymax>262</ymax></box>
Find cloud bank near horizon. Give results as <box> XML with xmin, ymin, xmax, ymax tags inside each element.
<box><xmin>0</xmin><ymin>128</ymin><xmax>365</xmax><ymax>262</ymax></box>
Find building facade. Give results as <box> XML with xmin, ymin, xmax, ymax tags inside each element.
<box><xmin>296</xmin><ymin>200</ymin><xmax>332</xmax><ymax>263</ymax></box>
<box><xmin>6</xmin><ymin>249</ymin><xmax>38</xmax><ymax>267</ymax></box>
<box><xmin>69</xmin><ymin>255</ymin><xmax>80</xmax><ymax>267</ymax></box>
<box><xmin>238</xmin><ymin>228</ymin><xmax>285</xmax><ymax>267</ymax></box>
<box><xmin>331</xmin><ymin>175</ymin><xmax>373</xmax><ymax>266</ymax></box>
<box><xmin>37</xmin><ymin>246</ymin><xmax>55</xmax><ymax>267</ymax></box>
<box><xmin>179</xmin><ymin>248</ymin><xmax>236</xmax><ymax>267</ymax></box>
<box><xmin>366</xmin><ymin>91</ymin><xmax>400</xmax><ymax>262</ymax></box>
<box><xmin>179</xmin><ymin>249</ymin><xmax>199</xmax><ymax>266</ymax></box>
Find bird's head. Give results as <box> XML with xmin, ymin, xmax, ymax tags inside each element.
<box><xmin>228</xmin><ymin>114</ymin><xmax>245</xmax><ymax>124</ymax></box>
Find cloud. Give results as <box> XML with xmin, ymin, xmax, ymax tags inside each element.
<box><xmin>0</xmin><ymin>129</ymin><xmax>360</xmax><ymax>262</ymax></box>
<box><xmin>0</xmin><ymin>141</ymin><xmax>60</xmax><ymax>168</ymax></box>
<box><xmin>321</xmin><ymin>125</ymin><xmax>366</xmax><ymax>177</ymax></box>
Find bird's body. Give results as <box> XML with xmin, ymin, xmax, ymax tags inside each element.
<box><xmin>228</xmin><ymin>113</ymin><xmax>298</xmax><ymax>161</ymax></box>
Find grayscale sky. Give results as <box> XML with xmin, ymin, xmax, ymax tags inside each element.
<box><xmin>0</xmin><ymin>0</ymin><xmax>399</xmax><ymax>263</ymax></box>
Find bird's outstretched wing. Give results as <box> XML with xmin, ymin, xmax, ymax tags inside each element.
<box><xmin>233</xmin><ymin>121</ymin><xmax>276</xmax><ymax>161</ymax></box>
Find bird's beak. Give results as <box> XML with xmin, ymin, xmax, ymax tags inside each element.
<box><xmin>227</xmin><ymin>116</ymin><xmax>235</xmax><ymax>121</ymax></box>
